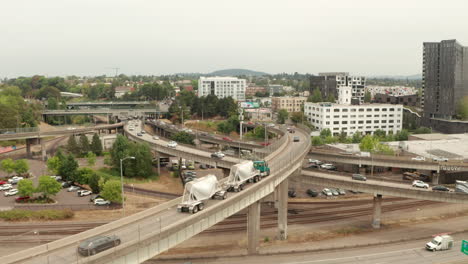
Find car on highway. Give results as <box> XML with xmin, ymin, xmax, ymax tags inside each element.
<box><xmin>78</xmin><ymin>190</ymin><xmax>92</xmax><ymax>197</ymax></box>
<box><xmin>137</xmin><ymin>133</ymin><xmax>143</xmax><ymax>137</ymax></box>
<box><xmin>67</xmin><ymin>186</ymin><xmax>80</xmax><ymax>192</ymax></box>
<box><xmin>211</xmin><ymin>151</ymin><xmax>225</xmax><ymax>159</ymax></box>
<box><xmin>8</xmin><ymin>176</ymin><xmax>24</xmax><ymax>184</ymax></box>
<box><xmin>308</xmin><ymin>159</ymin><xmax>322</xmax><ymax>165</ymax></box>
<box><xmin>293</xmin><ymin>136</ymin><xmax>300</xmax><ymax>142</ymax></box>
<box><xmin>287</xmin><ymin>127</ymin><xmax>295</xmax><ymax>133</ymax></box>
<box><xmin>306</xmin><ymin>188</ymin><xmax>319</xmax><ymax>197</ymax></box>
<box><xmin>0</xmin><ymin>184</ymin><xmax>13</xmax><ymax>191</ymax></box>
<box><xmin>15</xmin><ymin>196</ymin><xmax>30</xmax><ymax>203</ymax></box>
<box><xmin>4</xmin><ymin>189</ymin><xmax>18</xmax><ymax>197</ymax></box>
<box><xmin>320</xmin><ymin>163</ymin><xmax>336</xmax><ymax>170</ymax></box>
<box><xmin>432</xmin><ymin>185</ymin><xmax>450</xmax><ymax>192</ymax></box>
<box><xmin>66</xmin><ymin>127</ymin><xmax>76</xmax><ymax>130</ymax></box>
<box><xmin>412</xmin><ymin>180</ymin><xmax>429</xmax><ymax>189</ymax></box>
<box><xmin>152</xmin><ymin>135</ymin><xmax>160</xmax><ymax>140</ymax></box>
<box><xmin>94</xmin><ymin>198</ymin><xmax>111</xmax><ymax>206</ymax></box>
<box><xmin>140</xmin><ymin>131</ymin><xmax>146</xmax><ymax>134</ymax></box>
<box><xmin>352</xmin><ymin>174</ymin><xmax>367</xmax><ymax>181</ymax></box>
<box><xmin>322</xmin><ymin>188</ymin><xmax>333</xmax><ymax>196</ymax></box>
<box><xmin>260</xmin><ymin>142</ymin><xmax>271</xmax><ymax>146</ymax></box>
<box><xmin>167</xmin><ymin>141</ymin><xmax>178</xmax><ymax>148</ymax></box>
<box><xmin>77</xmin><ymin>235</ymin><xmax>121</xmax><ymax>256</ymax></box>
<box><xmin>222</xmin><ymin>137</ymin><xmax>233</xmax><ymax>142</ymax></box>
<box><xmin>433</xmin><ymin>157</ymin><xmax>448</xmax><ymax>162</ymax></box>
<box><xmin>411</xmin><ymin>156</ymin><xmax>426</xmax><ymax>161</ymax></box>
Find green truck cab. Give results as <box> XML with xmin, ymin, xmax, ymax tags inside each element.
<box><xmin>253</xmin><ymin>160</ymin><xmax>270</xmax><ymax>176</ymax></box>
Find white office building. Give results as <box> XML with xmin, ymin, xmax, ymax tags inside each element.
<box><xmin>198</xmin><ymin>77</ymin><xmax>246</xmax><ymax>100</ymax></box>
<box><xmin>304</xmin><ymin>102</ymin><xmax>403</xmax><ymax>136</ymax></box>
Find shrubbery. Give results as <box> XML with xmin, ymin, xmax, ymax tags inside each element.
<box><xmin>0</xmin><ymin>209</ymin><xmax>74</xmax><ymax>221</ymax></box>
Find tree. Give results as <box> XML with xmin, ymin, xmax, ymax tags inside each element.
<box><xmin>91</xmin><ymin>133</ymin><xmax>103</xmax><ymax>156</ymax></box>
<box><xmin>290</xmin><ymin>112</ymin><xmax>304</xmax><ymax>124</ymax></box>
<box><xmin>47</xmin><ymin>156</ymin><xmax>61</xmax><ymax>175</ymax></box>
<box><xmin>359</xmin><ymin>135</ymin><xmax>379</xmax><ymax>152</ymax></box>
<box><xmin>311</xmin><ymin>136</ymin><xmax>324</xmax><ymax>146</ymax></box>
<box><xmin>326</xmin><ymin>94</ymin><xmax>336</xmax><ymax>103</ymax></box>
<box><xmin>111</xmin><ymin>135</ymin><xmax>130</xmax><ymax>168</ymax></box>
<box><xmin>17</xmin><ymin>179</ymin><xmax>35</xmax><ymax>197</ymax></box>
<box><xmin>88</xmin><ymin>173</ymin><xmax>101</xmax><ymax>194</ymax></box>
<box><xmin>59</xmin><ymin>154</ymin><xmax>79</xmax><ymax>182</ymax></box>
<box><xmin>171</xmin><ymin>131</ymin><xmax>195</xmax><ymax>145</ymax></box>
<box><xmin>277</xmin><ymin>109</ymin><xmax>289</xmax><ymax>124</ymax></box>
<box><xmin>394</xmin><ymin>129</ymin><xmax>409</xmax><ymax>141</ymax></box>
<box><xmin>364</xmin><ymin>90</ymin><xmax>372</xmax><ymax>103</ymax></box>
<box><xmin>67</xmin><ymin>136</ymin><xmax>80</xmax><ymax>155</ymax></box>
<box><xmin>101</xmin><ymin>180</ymin><xmax>122</xmax><ymax>203</ymax></box>
<box><xmin>79</xmin><ymin>134</ymin><xmax>90</xmax><ymax>156</ymax></box>
<box><xmin>351</xmin><ymin>131</ymin><xmax>363</xmax><ymax>143</ymax></box>
<box><xmin>37</xmin><ymin>175</ymin><xmax>61</xmax><ymax>198</ymax></box>
<box><xmin>320</xmin><ymin>128</ymin><xmax>332</xmax><ymax>138</ymax></box>
<box><xmin>86</xmin><ymin>151</ymin><xmax>96</xmax><ymax>166</ymax></box>
<box><xmin>14</xmin><ymin>159</ymin><xmax>29</xmax><ymax>175</ymax></box>
<box><xmin>457</xmin><ymin>96</ymin><xmax>468</xmax><ymax>120</ymax></box>
<box><xmin>76</xmin><ymin>167</ymin><xmax>94</xmax><ymax>185</ymax></box>
<box><xmin>0</xmin><ymin>158</ymin><xmax>15</xmax><ymax>176</ymax></box>
<box><xmin>308</xmin><ymin>88</ymin><xmax>323</xmax><ymax>103</ymax></box>
<box><xmin>125</xmin><ymin>142</ymin><xmax>154</xmax><ymax>178</ymax></box>
<box><xmin>374</xmin><ymin>129</ymin><xmax>386</xmax><ymax>139</ymax></box>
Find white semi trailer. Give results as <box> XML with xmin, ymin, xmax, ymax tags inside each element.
<box><xmin>226</xmin><ymin>161</ymin><xmax>260</xmax><ymax>192</ymax></box>
<box><xmin>177</xmin><ymin>175</ymin><xmax>227</xmax><ymax>214</ymax></box>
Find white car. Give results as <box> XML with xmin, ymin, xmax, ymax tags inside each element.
<box><xmin>412</xmin><ymin>156</ymin><xmax>426</xmax><ymax>161</ymax></box>
<box><xmin>322</xmin><ymin>188</ymin><xmax>333</xmax><ymax>196</ymax></box>
<box><xmin>0</xmin><ymin>184</ymin><xmax>13</xmax><ymax>191</ymax></box>
<box><xmin>77</xmin><ymin>190</ymin><xmax>92</xmax><ymax>197</ymax></box>
<box><xmin>66</xmin><ymin>127</ymin><xmax>76</xmax><ymax>130</ymax></box>
<box><xmin>320</xmin><ymin>164</ymin><xmax>336</xmax><ymax>170</ymax></box>
<box><xmin>8</xmin><ymin>176</ymin><xmax>24</xmax><ymax>184</ymax></box>
<box><xmin>4</xmin><ymin>189</ymin><xmax>18</xmax><ymax>197</ymax></box>
<box><xmin>412</xmin><ymin>180</ymin><xmax>429</xmax><ymax>189</ymax></box>
<box><xmin>152</xmin><ymin>135</ymin><xmax>160</xmax><ymax>140</ymax></box>
<box><xmin>67</xmin><ymin>186</ymin><xmax>80</xmax><ymax>192</ymax></box>
<box><xmin>167</xmin><ymin>141</ymin><xmax>178</xmax><ymax>148</ymax></box>
<box><xmin>308</xmin><ymin>159</ymin><xmax>322</xmax><ymax>165</ymax></box>
<box><xmin>433</xmin><ymin>157</ymin><xmax>448</xmax><ymax>162</ymax></box>
<box><xmin>94</xmin><ymin>198</ymin><xmax>111</xmax><ymax>205</ymax></box>
<box><xmin>211</xmin><ymin>152</ymin><xmax>225</xmax><ymax>158</ymax></box>
<box><xmin>50</xmin><ymin>176</ymin><xmax>62</xmax><ymax>181</ymax></box>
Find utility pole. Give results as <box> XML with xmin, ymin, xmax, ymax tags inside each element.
<box><xmin>239</xmin><ymin>108</ymin><xmax>244</xmax><ymax>140</ymax></box>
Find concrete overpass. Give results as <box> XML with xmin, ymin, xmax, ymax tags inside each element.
<box><xmin>309</xmin><ymin>149</ymin><xmax>468</xmax><ymax>172</ymax></box>
<box><xmin>299</xmin><ymin>170</ymin><xmax>468</xmax><ymax>228</ymax></box>
<box><xmin>66</xmin><ymin>101</ymin><xmax>152</xmax><ymax>108</ymax></box>
<box><xmin>42</xmin><ymin>108</ymin><xmax>166</xmax><ymax>119</ymax></box>
<box><xmin>3</xmin><ymin>123</ymin><xmax>311</xmax><ymax>264</ymax></box>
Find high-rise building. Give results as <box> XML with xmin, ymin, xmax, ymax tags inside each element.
<box><xmin>198</xmin><ymin>77</ymin><xmax>246</xmax><ymax>100</ymax></box>
<box><xmin>310</xmin><ymin>72</ymin><xmax>366</xmax><ymax>103</ymax></box>
<box><xmin>422</xmin><ymin>39</ymin><xmax>468</xmax><ymax>120</ymax></box>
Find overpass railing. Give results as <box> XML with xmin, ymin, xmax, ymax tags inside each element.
<box><xmin>0</xmin><ymin>127</ymin><xmax>39</xmax><ymax>134</ymax></box>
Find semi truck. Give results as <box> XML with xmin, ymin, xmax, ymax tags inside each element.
<box><xmin>253</xmin><ymin>160</ymin><xmax>270</xmax><ymax>177</ymax></box>
<box><xmin>426</xmin><ymin>235</ymin><xmax>454</xmax><ymax>251</ymax></box>
<box><xmin>455</xmin><ymin>180</ymin><xmax>468</xmax><ymax>194</ymax></box>
<box><xmin>177</xmin><ymin>174</ymin><xmax>227</xmax><ymax>214</ymax></box>
<box><xmin>226</xmin><ymin>161</ymin><xmax>261</xmax><ymax>192</ymax></box>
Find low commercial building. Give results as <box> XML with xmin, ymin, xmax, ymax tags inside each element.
<box><xmin>115</xmin><ymin>86</ymin><xmax>135</xmax><ymax>98</ymax></box>
<box><xmin>244</xmin><ymin>108</ymin><xmax>273</xmax><ymax>121</ymax></box>
<box><xmin>304</xmin><ymin>102</ymin><xmax>403</xmax><ymax>136</ymax></box>
<box><xmin>271</xmin><ymin>96</ymin><xmax>307</xmax><ymax>113</ymax></box>
<box><xmin>245</xmin><ymin>85</ymin><xmax>267</xmax><ymax>96</ymax></box>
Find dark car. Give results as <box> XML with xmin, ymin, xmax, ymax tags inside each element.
<box><xmin>432</xmin><ymin>185</ymin><xmax>450</xmax><ymax>192</ymax></box>
<box><xmin>352</xmin><ymin>174</ymin><xmax>367</xmax><ymax>181</ymax></box>
<box><xmin>199</xmin><ymin>164</ymin><xmax>207</xmax><ymax>169</ymax></box>
<box><xmin>15</xmin><ymin>196</ymin><xmax>30</xmax><ymax>203</ymax></box>
<box><xmin>77</xmin><ymin>235</ymin><xmax>121</xmax><ymax>256</ymax></box>
<box><xmin>306</xmin><ymin>188</ymin><xmax>319</xmax><ymax>197</ymax></box>
<box><xmin>288</xmin><ymin>190</ymin><xmax>297</xmax><ymax>198</ymax></box>
<box><xmin>137</xmin><ymin>133</ymin><xmax>143</xmax><ymax>137</ymax></box>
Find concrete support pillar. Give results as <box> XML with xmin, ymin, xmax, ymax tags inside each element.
<box><xmin>26</xmin><ymin>138</ymin><xmax>32</xmax><ymax>158</ymax></box>
<box><xmin>432</xmin><ymin>172</ymin><xmax>440</xmax><ymax>185</ymax></box>
<box><xmin>372</xmin><ymin>194</ymin><xmax>382</xmax><ymax>229</ymax></box>
<box><xmin>247</xmin><ymin>201</ymin><xmax>261</xmax><ymax>255</ymax></box>
<box><xmin>40</xmin><ymin>138</ymin><xmax>47</xmax><ymax>161</ymax></box>
<box><xmin>277</xmin><ymin>180</ymin><xmax>288</xmax><ymax>240</ymax></box>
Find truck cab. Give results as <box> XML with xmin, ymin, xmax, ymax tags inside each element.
<box><xmin>426</xmin><ymin>235</ymin><xmax>454</xmax><ymax>251</ymax></box>
<box><xmin>253</xmin><ymin>160</ymin><xmax>270</xmax><ymax>177</ymax></box>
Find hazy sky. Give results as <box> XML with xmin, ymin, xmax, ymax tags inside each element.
<box><xmin>1</xmin><ymin>0</ymin><xmax>467</xmax><ymax>78</ymax></box>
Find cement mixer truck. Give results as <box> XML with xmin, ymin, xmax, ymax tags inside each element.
<box><xmin>226</xmin><ymin>161</ymin><xmax>261</xmax><ymax>192</ymax></box>
<box><xmin>177</xmin><ymin>174</ymin><xmax>227</xmax><ymax>214</ymax></box>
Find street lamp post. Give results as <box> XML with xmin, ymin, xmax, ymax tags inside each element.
<box><xmin>120</xmin><ymin>156</ymin><xmax>135</xmax><ymax>217</ymax></box>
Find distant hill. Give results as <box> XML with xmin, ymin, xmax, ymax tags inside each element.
<box><xmin>208</xmin><ymin>69</ymin><xmax>269</xmax><ymax>76</ymax></box>
<box><xmin>370</xmin><ymin>74</ymin><xmax>422</xmax><ymax>80</ymax></box>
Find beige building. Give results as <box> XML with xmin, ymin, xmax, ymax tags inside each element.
<box><xmin>271</xmin><ymin>97</ymin><xmax>307</xmax><ymax>113</ymax></box>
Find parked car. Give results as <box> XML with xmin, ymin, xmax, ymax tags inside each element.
<box><xmin>412</xmin><ymin>156</ymin><xmax>426</xmax><ymax>161</ymax></box>
<box><xmin>8</xmin><ymin>176</ymin><xmax>24</xmax><ymax>184</ymax></box>
<box><xmin>62</xmin><ymin>181</ymin><xmax>71</xmax><ymax>188</ymax></box>
<box><xmin>433</xmin><ymin>157</ymin><xmax>448</xmax><ymax>162</ymax></box>
<box><xmin>352</xmin><ymin>174</ymin><xmax>367</xmax><ymax>181</ymax></box>
<box><xmin>78</xmin><ymin>190</ymin><xmax>92</xmax><ymax>197</ymax></box>
<box><xmin>288</xmin><ymin>189</ymin><xmax>297</xmax><ymax>198</ymax></box>
<box><xmin>432</xmin><ymin>185</ymin><xmax>450</xmax><ymax>192</ymax></box>
<box><xmin>4</xmin><ymin>189</ymin><xmax>18</xmax><ymax>196</ymax></box>
<box><xmin>293</xmin><ymin>136</ymin><xmax>300</xmax><ymax>142</ymax></box>
<box><xmin>187</xmin><ymin>160</ymin><xmax>195</xmax><ymax>170</ymax></box>
<box><xmin>412</xmin><ymin>180</ymin><xmax>429</xmax><ymax>189</ymax></box>
<box><xmin>306</xmin><ymin>188</ymin><xmax>319</xmax><ymax>197</ymax></box>
<box><xmin>152</xmin><ymin>135</ymin><xmax>160</xmax><ymax>140</ymax></box>
<box><xmin>50</xmin><ymin>176</ymin><xmax>62</xmax><ymax>181</ymax></box>
<box><xmin>222</xmin><ymin>137</ymin><xmax>233</xmax><ymax>142</ymax></box>
<box><xmin>330</xmin><ymin>188</ymin><xmax>339</xmax><ymax>196</ymax></box>
<box><xmin>337</xmin><ymin>188</ymin><xmax>346</xmax><ymax>195</ymax></box>
<box><xmin>15</xmin><ymin>196</ymin><xmax>30</xmax><ymax>202</ymax></box>
<box><xmin>320</xmin><ymin>164</ymin><xmax>336</xmax><ymax>170</ymax></box>
<box><xmin>211</xmin><ymin>152</ymin><xmax>225</xmax><ymax>159</ymax></box>
<box><xmin>77</xmin><ymin>235</ymin><xmax>121</xmax><ymax>256</ymax></box>
<box><xmin>167</xmin><ymin>141</ymin><xmax>178</xmax><ymax>148</ymax></box>
<box><xmin>0</xmin><ymin>184</ymin><xmax>13</xmax><ymax>191</ymax></box>
<box><xmin>89</xmin><ymin>194</ymin><xmax>103</xmax><ymax>202</ymax></box>
<box><xmin>94</xmin><ymin>198</ymin><xmax>111</xmax><ymax>206</ymax></box>
<box><xmin>0</xmin><ymin>180</ymin><xmax>6</xmax><ymax>185</ymax></box>
<box><xmin>322</xmin><ymin>188</ymin><xmax>333</xmax><ymax>196</ymax></box>
<box><xmin>67</xmin><ymin>186</ymin><xmax>80</xmax><ymax>192</ymax></box>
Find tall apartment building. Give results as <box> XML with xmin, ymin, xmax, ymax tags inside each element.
<box><xmin>198</xmin><ymin>77</ymin><xmax>246</xmax><ymax>100</ymax></box>
<box><xmin>422</xmin><ymin>39</ymin><xmax>468</xmax><ymax>120</ymax></box>
<box><xmin>271</xmin><ymin>97</ymin><xmax>307</xmax><ymax>113</ymax></box>
<box><xmin>304</xmin><ymin>102</ymin><xmax>403</xmax><ymax>136</ymax></box>
<box><xmin>310</xmin><ymin>72</ymin><xmax>366</xmax><ymax>103</ymax></box>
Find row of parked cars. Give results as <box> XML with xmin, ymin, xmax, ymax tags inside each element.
<box><xmin>53</xmin><ymin>176</ymin><xmax>111</xmax><ymax>206</ymax></box>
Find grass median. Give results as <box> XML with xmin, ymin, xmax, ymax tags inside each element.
<box><xmin>0</xmin><ymin>209</ymin><xmax>74</xmax><ymax>221</ymax></box>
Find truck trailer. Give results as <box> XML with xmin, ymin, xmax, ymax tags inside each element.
<box><xmin>226</xmin><ymin>161</ymin><xmax>261</xmax><ymax>192</ymax></box>
<box><xmin>177</xmin><ymin>175</ymin><xmax>227</xmax><ymax>214</ymax></box>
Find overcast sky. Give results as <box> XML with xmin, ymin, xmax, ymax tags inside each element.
<box><xmin>1</xmin><ymin>0</ymin><xmax>467</xmax><ymax>78</ymax></box>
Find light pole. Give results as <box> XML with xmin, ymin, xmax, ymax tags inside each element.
<box><xmin>120</xmin><ymin>156</ymin><xmax>135</xmax><ymax>217</ymax></box>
